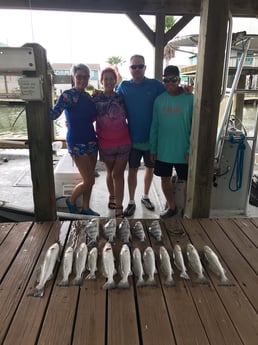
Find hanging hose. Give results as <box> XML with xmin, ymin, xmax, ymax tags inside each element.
<box><xmin>228</xmin><ymin>133</ymin><xmax>246</xmax><ymax>191</ymax></box>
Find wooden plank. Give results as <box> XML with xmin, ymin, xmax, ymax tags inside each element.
<box><xmin>106</xmin><ymin>218</ymin><xmax>140</xmax><ymax>345</ymax></box>
<box><xmin>178</xmin><ymin>218</ymin><xmax>243</xmax><ymax>345</ymax></box>
<box><xmin>149</xmin><ymin>218</ymin><xmax>210</xmax><ymax>345</ymax></box>
<box><xmin>0</xmin><ymin>222</ymin><xmax>32</xmax><ymax>281</ymax></box>
<box><xmin>0</xmin><ymin>221</ymin><xmax>60</xmax><ymax>344</ymax></box>
<box><xmin>34</xmin><ymin>221</ymin><xmax>80</xmax><ymax>345</ymax></box>
<box><xmin>233</xmin><ymin>218</ymin><xmax>258</xmax><ymax>248</ymax></box>
<box><xmin>216</xmin><ymin>218</ymin><xmax>258</xmax><ymax>302</ymax></box>
<box><xmin>134</xmin><ymin>219</ymin><xmax>176</xmax><ymax>345</ymax></box>
<box><xmin>198</xmin><ymin>218</ymin><xmax>258</xmax><ymax>344</ymax></box>
<box><xmin>249</xmin><ymin>218</ymin><xmax>258</xmax><ymax>227</ymax></box>
<box><xmin>0</xmin><ymin>223</ymin><xmax>14</xmax><ymax>244</ymax></box>
<box><xmin>72</xmin><ymin>229</ymin><xmax>106</xmax><ymax>345</ymax></box>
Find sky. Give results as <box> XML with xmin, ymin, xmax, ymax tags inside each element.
<box><xmin>0</xmin><ymin>9</ymin><xmax>258</xmax><ymax>79</ymax></box>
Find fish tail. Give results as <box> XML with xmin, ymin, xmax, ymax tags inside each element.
<box><xmin>58</xmin><ymin>279</ymin><xmax>69</xmax><ymax>287</ymax></box>
<box><xmin>146</xmin><ymin>277</ymin><xmax>157</xmax><ymax>287</ymax></box>
<box><xmin>73</xmin><ymin>276</ymin><xmax>83</xmax><ymax>286</ymax></box>
<box><xmin>180</xmin><ymin>272</ymin><xmax>190</xmax><ymax>280</ymax></box>
<box><xmin>164</xmin><ymin>278</ymin><xmax>176</xmax><ymax>287</ymax></box>
<box><xmin>86</xmin><ymin>272</ymin><xmax>96</xmax><ymax>280</ymax></box>
<box><xmin>29</xmin><ymin>287</ymin><xmax>44</xmax><ymax>297</ymax></box>
<box><xmin>218</xmin><ymin>278</ymin><xmax>235</xmax><ymax>286</ymax></box>
<box><xmin>117</xmin><ymin>280</ymin><xmax>130</xmax><ymax>289</ymax></box>
<box><xmin>87</xmin><ymin>240</ymin><xmax>97</xmax><ymax>247</ymax></box>
<box><xmin>136</xmin><ymin>278</ymin><xmax>145</xmax><ymax>287</ymax></box>
<box><xmin>195</xmin><ymin>276</ymin><xmax>209</xmax><ymax>285</ymax></box>
<box><xmin>102</xmin><ymin>280</ymin><xmax>116</xmax><ymax>290</ymax></box>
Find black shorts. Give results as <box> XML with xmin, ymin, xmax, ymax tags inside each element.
<box><xmin>128</xmin><ymin>147</ymin><xmax>155</xmax><ymax>169</ymax></box>
<box><xmin>154</xmin><ymin>160</ymin><xmax>188</xmax><ymax>180</ymax></box>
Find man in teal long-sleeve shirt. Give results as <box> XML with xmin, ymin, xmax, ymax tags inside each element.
<box><xmin>150</xmin><ymin>65</ymin><xmax>194</xmax><ymax>218</ymax></box>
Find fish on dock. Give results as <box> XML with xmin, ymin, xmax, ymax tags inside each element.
<box><xmin>30</xmin><ymin>242</ymin><xmax>60</xmax><ymax>297</ymax></box>
<box><xmin>102</xmin><ymin>241</ymin><xmax>116</xmax><ymax>289</ymax></box>
<box><xmin>103</xmin><ymin>218</ymin><xmax>116</xmax><ymax>242</ymax></box>
<box><xmin>118</xmin><ymin>244</ymin><xmax>132</xmax><ymax>288</ymax></box>
<box><xmin>148</xmin><ymin>220</ymin><xmax>162</xmax><ymax>242</ymax></box>
<box><xmin>173</xmin><ymin>244</ymin><xmax>190</xmax><ymax>280</ymax></box>
<box><xmin>186</xmin><ymin>243</ymin><xmax>209</xmax><ymax>284</ymax></box>
<box><xmin>132</xmin><ymin>248</ymin><xmax>145</xmax><ymax>287</ymax></box>
<box><xmin>86</xmin><ymin>247</ymin><xmax>98</xmax><ymax>279</ymax></box>
<box><xmin>58</xmin><ymin>246</ymin><xmax>74</xmax><ymax>286</ymax></box>
<box><xmin>203</xmin><ymin>245</ymin><xmax>234</xmax><ymax>286</ymax></box>
<box><xmin>132</xmin><ymin>221</ymin><xmax>146</xmax><ymax>242</ymax></box>
<box><xmin>143</xmin><ymin>246</ymin><xmax>157</xmax><ymax>286</ymax></box>
<box><xmin>117</xmin><ymin>217</ymin><xmax>131</xmax><ymax>243</ymax></box>
<box><xmin>85</xmin><ymin>218</ymin><xmax>99</xmax><ymax>245</ymax></box>
<box><xmin>159</xmin><ymin>246</ymin><xmax>175</xmax><ymax>287</ymax></box>
<box><xmin>73</xmin><ymin>242</ymin><xmax>88</xmax><ymax>286</ymax></box>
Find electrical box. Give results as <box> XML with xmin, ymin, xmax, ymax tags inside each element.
<box><xmin>0</xmin><ymin>47</ymin><xmax>36</xmax><ymax>72</ymax></box>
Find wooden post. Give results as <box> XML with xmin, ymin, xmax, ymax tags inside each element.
<box><xmin>185</xmin><ymin>0</ymin><xmax>229</xmax><ymax>218</ymax></box>
<box><xmin>23</xmin><ymin>43</ymin><xmax>57</xmax><ymax>221</ymax></box>
<box><xmin>154</xmin><ymin>13</ymin><xmax>165</xmax><ymax>80</ymax></box>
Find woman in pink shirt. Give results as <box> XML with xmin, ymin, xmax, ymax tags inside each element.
<box><xmin>93</xmin><ymin>67</ymin><xmax>131</xmax><ymax>217</ymax></box>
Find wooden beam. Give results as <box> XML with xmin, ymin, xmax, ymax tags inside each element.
<box><xmin>126</xmin><ymin>13</ymin><xmax>155</xmax><ymax>46</ymax></box>
<box><xmin>165</xmin><ymin>15</ymin><xmax>196</xmax><ymax>44</ymax></box>
<box><xmin>0</xmin><ymin>0</ymin><xmax>257</xmax><ymax>16</ymax></box>
<box><xmin>154</xmin><ymin>13</ymin><xmax>165</xmax><ymax>80</ymax></box>
<box><xmin>186</xmin><ymin>0</ymin><xmax>229</xmax><ymax>218</ymax></box>
<box><xmin>23</xmin><ymin>43</ymin><xmax>57</xmax><ymax>221</ymax></box>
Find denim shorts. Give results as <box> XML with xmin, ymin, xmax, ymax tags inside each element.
<box><xmin>128</xmin><ymin>147</ymin><xmax>155</xmax><ymax>169</ymax></box>
<box><xmin>99</xmin><ymin>144</ymin><xmax>131</xmax><ymax>162</ymax></box>
<box><xmin>154</xmin><ymin>160</ymin><xmax>188</xmax><ymax>180</ymax></box>
<box><xmin>67</xmin><ymin>141</ymin><xmax>98</xmax><ymax>156</ymax></box>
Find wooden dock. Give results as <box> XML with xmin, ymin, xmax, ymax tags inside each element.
<box><xmin>0</xmin><ymin>217</ymin><xmax>258</xmax><ymax>345</ymax></box>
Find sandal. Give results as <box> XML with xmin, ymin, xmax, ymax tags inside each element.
<box><xmin>115</xmin><ymin>206</ymin><xmax>124</xmax><ymax>218</ymax></box>
<box><xmin>108</xmin><ymin>196</ymin><xmax>116</xmax><ymax>209</ymax></box>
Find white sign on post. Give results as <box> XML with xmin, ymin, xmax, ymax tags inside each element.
<box><xmin>18</xmin><ymin>77</ymin><xmax>44</xmax><ymax>101</ymax></box>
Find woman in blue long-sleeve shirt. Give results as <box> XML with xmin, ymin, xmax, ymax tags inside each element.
<box><xmin>51</xmin><ymin>63</ymin><xmax>100</xmax><ymax>216</ymax></box>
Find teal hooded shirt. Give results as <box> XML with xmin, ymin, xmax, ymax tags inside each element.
<box><xmin>150</xmin><ymin>91</ymin><xmax>194</xmax><ymax>163</ymax></box>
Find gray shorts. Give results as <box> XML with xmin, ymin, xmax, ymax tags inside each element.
<box><xmin>128</xmin><ymin>147</ymin><xmax>155</xmax><ymax>169</ymax></box>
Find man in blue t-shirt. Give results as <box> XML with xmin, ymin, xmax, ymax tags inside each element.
<box><xmin>117</xmin><ymin>54</ymin><xmax>165</xmax><ymax>217</ymax></box>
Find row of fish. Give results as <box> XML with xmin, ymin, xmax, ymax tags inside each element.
<box><xmin>30</xmin><ymin>240</ymin><xmax>233</xmax><ymax>297</ymax></box>
<box><xmin>85</xmin><ymin>217</ymin><xmax>163</xmax><ymax>244</ymax></box>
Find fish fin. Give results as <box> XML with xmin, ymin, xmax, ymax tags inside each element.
<box><xmin>180</xmin><ymin>272</ymin><xmax>190</xmax><ymax>280</ymax></box>
<box><xmin>117</xmin><ymin>280</ymin><xmax>130</xmax><ymax>289</ymax></box>
<box><xmin>102</xmin><ymin>280</ymin><xmax>116</xmax><ymax>290</ymax></box>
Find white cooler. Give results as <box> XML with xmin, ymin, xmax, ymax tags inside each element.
<box><xmin>54</xmin><ymin>152</ymin><xmax>83</xmax><ymax>207</ymax></box>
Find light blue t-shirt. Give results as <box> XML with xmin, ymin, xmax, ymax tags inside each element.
<box><xmin>150</xmin><ymin>91</ymin><xmax>194</xmax><ymax>163</ymax></box>
<box><xmin>116</xmin><ymin>77</ymin><xmax>165</xmax><ymax>145</ymax></box>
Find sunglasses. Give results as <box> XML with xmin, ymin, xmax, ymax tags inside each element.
<box><xmin>163</xmin><ymin>76</ymin><xmax>179</xmax><ymax>83</ymax></box>
<box><xmin>130</xmin><ymin>64</ymin><xmax>145</xmax><ymax>70</ymax></box>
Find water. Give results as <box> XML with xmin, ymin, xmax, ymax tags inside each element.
<box><xmin>0</xmin><ymin>104</ymin><xmax>66</xmax><ymax>138</ymax></box>
<box><xmin>0</xmin><ymin>103</ymin><xmax>257</xmax><ymax>139</ymax></box>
